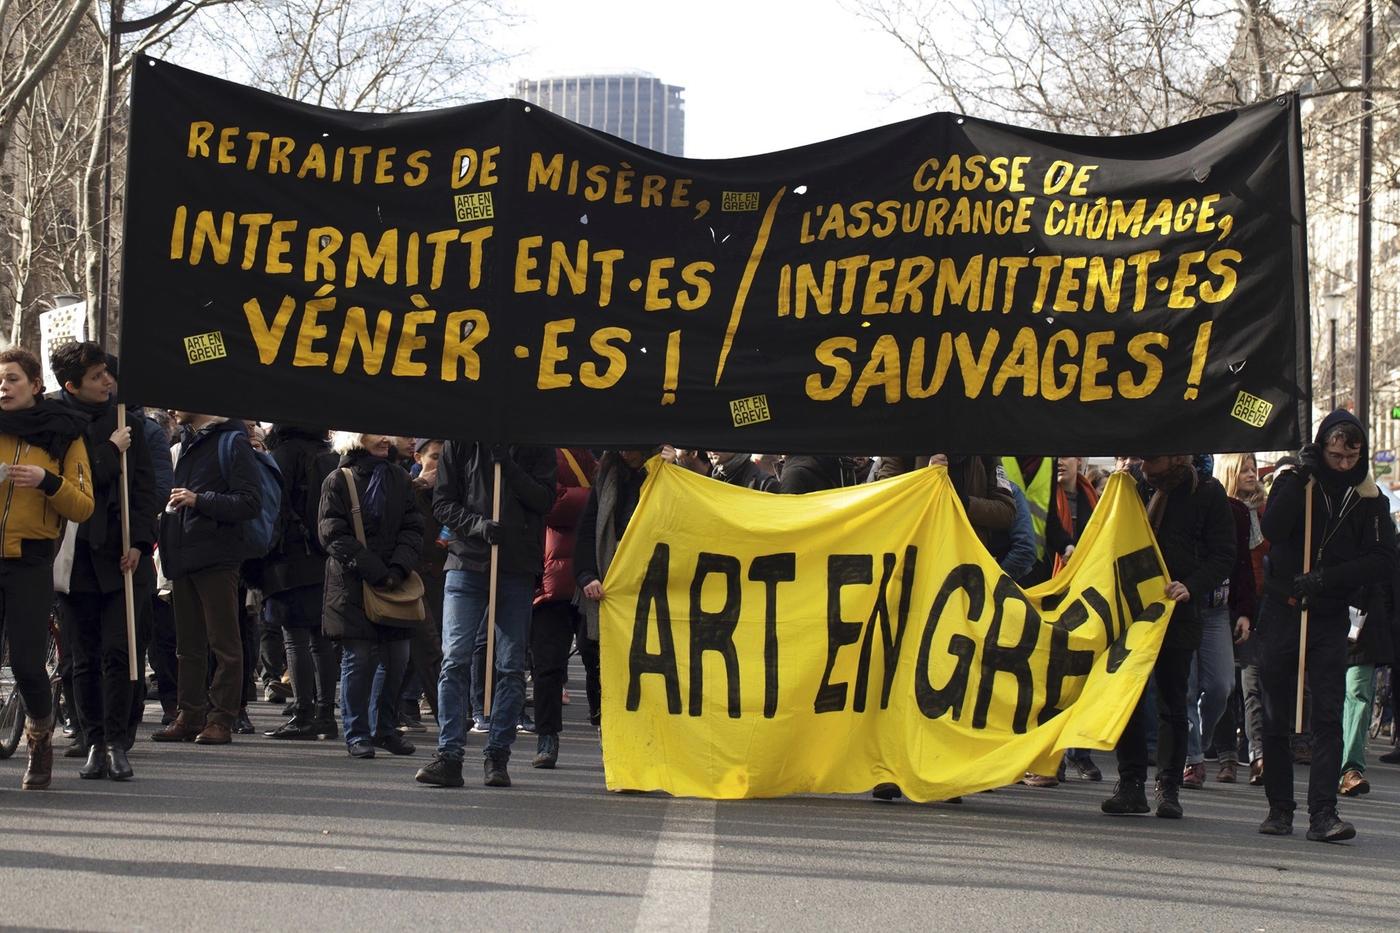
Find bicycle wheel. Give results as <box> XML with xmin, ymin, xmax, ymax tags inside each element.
<box><xmin>0</xmin><ymin>638</ymin><xmax>25</xmax><ymax>758</ymax></box>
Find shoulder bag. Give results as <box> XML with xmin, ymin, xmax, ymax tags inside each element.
<box><xmin>340</xmin><ymin>467</ymin><xmax>425</xmax><ymax>627</ymax></box>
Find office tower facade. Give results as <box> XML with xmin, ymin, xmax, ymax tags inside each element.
<box><xmin>515</xmin><ymin>74</ymin><xmax>685</xmax><ymax>156</ymax></box>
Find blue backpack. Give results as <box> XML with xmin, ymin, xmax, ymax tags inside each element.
<box><xmin>218</xmin><ymin>431</ymin><xmax>283</xmax><ymax>558</ymax></box>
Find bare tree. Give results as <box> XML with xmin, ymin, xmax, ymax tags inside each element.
<box><xmin>179</xmin><ymin>0</ymin><xmax>518</xmax><ymax>112</ymax></box>
<box><xmin>0</xmin><ymin>0</ymin><xmax>91</xmax><ymax>168</ymax></box>
<box><xmin>855</xmin><ymin>0</ymin><xmax>1400</xmax><ymax>436</ymax></box>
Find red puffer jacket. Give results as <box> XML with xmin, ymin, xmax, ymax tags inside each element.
<box><xmin>535</xmin><ymin>447</ymin><xmax>597</xmax><ymax>605</ymax></box>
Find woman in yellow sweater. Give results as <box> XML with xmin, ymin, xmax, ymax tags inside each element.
<box><xmin>0</xmin><ymin>348</ymin><xmax>93</xmax><ymax>789</ymax></box>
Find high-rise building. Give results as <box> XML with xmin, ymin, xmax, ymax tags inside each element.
<box><xmin>515</xmin><ymin>73</ymin><xmax>685</xmax><ymax>156</ymax></box>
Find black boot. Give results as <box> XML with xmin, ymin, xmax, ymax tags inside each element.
<box><xmin>79</xmin><ymin>742</ymin><xmax>108</xmax><ymax>780</ymax></box>
<box><xmin>1154</xmin><ymin>779</ymin><xmax>1183</xmax><ymax>819</ymax></box>
<box><xmin>484</xmin><ymin>754</ymin><xmax>511</xmax><ymax>787</ymax></box>
<box><xmin>1258</xmin><ymin>807</ymin><xmax>1294</xmax><ymax>835</ymax></box>
<box><xmin>1101</xmin><ymin>779</ymin><xmax>1150</xmax><ymax>815</ymax></box>
<box><xmin>106</xmin><ymin>744</ymin><xmax>133</xmax><ymax>781</ymax></box>
<box><xmin>266</xmin><ymin>717</ymin><xmax>321</xmax><ymax>739</ymax></box>
<box><xmin>1306</xmin><ymin>808</ymin><xmax>1356</xmax><ymax>843</ymax></box>
<box><xmin>313</xmin><ymin>704</ymin><xmax>338</xmax><ymax>740</ymax></box>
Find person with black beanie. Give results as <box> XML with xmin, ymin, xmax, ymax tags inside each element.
<box><xmin>1256</xmin><ymin>410</ymin><xmax>1396</xmax><ymax>843</ymax></box>
<box><xmin>0</xmin><ymin>347</ymin><xmax>94</xmax><ymax>790</ymax></box>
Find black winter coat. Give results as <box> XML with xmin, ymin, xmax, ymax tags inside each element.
<box><xmin>318</xmin><ymin>450</ymin><xmax>425</xmax><ymax>641</ymax></box>
<box><xmin>1348</xmin><ymin>561</ymin><xmax>1400</xmax><ymax>667</ymax></box>
<box><xmin>260</xmin><ymin>426</ymin><xmax>336</xmax><ymax>595</ymax></box>
<box><xmin>1261</xmin><ymin>468</ymin><xmax>1395</xmax><ymax>614</ymax></box>
<box><xmin>433</xmin><ymin>442</ymin><xmax>555</xmax><ymax>576</ymax></box>
<box><xmin>1138</xmin><ymin>469</ymin><xmax>1236</xmax><ymax>625</ymax></box>
<box><xmin>779</xmin><ymin>455</ymin><xmax>851</xmax><ymax>494</ymax></box>
<box><xmin>158</xmin><ymin>419</ymin><xmax>261</xmax><ymax>580</ymax></box>
<box><xmin>711</xmin><ymin>454</ymin><xmax>778</xmax><ymax>492</ymax></box>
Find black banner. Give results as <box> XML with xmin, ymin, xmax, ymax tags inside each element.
<box><xmin>120</xmin><ymin>57</ymin><xmax>1310</xmax><ymax>455</ymax></box>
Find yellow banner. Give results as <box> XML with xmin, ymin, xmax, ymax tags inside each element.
<box><xmin>600</xmin><ymin>461</ymin><xmax>1171</xmax><ymax>801</ymax></box>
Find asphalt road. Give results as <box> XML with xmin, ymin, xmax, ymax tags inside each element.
<box><xmin>3</xmin><ymin>694</ymin><xmax>1398</xmax><ymax>932</ymax></box>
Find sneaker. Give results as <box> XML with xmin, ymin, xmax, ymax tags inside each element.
<box><xmin>1306</xmin><ymin>809</ymin><xmax>1356</xmax><ymax>843</ymax></box>
<box><xmin>415</xmin><ymin>754</ymin><xmax>465</xmax><ymax>787</ymax></box>
<box><xmin>1154</xmin><ymin>780</ymin><xmax>1183</xmax><ymax>819</ymax></box>
<box><xmin>263</xmin><ymin>683</ymin><xmax>291</xmax><ymax>704</ymax></box>
<box><xmin>1182</xmin><ymin>762</ymin><xmax>1206</xmax><ymax>789</ymax></box>
<box><xmin>871</xmin><ymin>782</ymin><xmax>903</xmax><ymax>801</ymax></box>
<box><xmin>232</xmin><ymin>709</ymin><xmax>255</xmax><ymax>735</ymax></box>
<box><xmin>1339</xmin><ymin>770</ymin><xmax>1370</xmax><ymax>797</ymax></box>
<box><xmin>347</xmin><ymin>740</ymin><xmax>375</xmax><ymax>759</ymax></box>
<box><xmin>484</xmin><ymin>755</ymin><xmax>511</xmax><ymax>787</ymax></box>
<box><xmin>1379</xmin><ymin>746</ymin><xmax>1400</xmax><ymax>764</ymax></box>
<box><xmin>372</xmin><ymin>733</ymin><xmax>416</xmax><ymax>756</ymax></box>
<box><xmin>532</xmin><ymin>734</ymin><xmax>559</xmax><ymax>769</ymax></box>
<box><xmin>1101</xmin><ymin>779</ymin><xmax>1150</xmax><ymax>815</ymax></box>
<box><xmin>518</xmin><ymin>714</ymin><xmax>536</xmax><ymax>735</ymax></box>
<box><xmin>1258</xmin><ymin>807</ymin><xmax>1294</xmax><ymax>835</ymax></box>
<box><xmin>1072</xmin><ymin>756</ymin><xmax>1103</xmax><ymax>782</ymax></box>
<box><xmin>470</xmin><ymin>716</ymin><xmax>489</xmax><ymax>734</ymax></box>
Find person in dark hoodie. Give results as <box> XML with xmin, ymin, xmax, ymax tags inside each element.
<box><xmin>416</xmin><ymin>442</ymin><xmax>555</xmax><ymax>789</ymax></box>
<box><xmin>260</xmin><ymin>424</ymin><xmax>340</xmax><ymax>740</ymax></box>
<box><xmin>151</xmin><ymin>413</ymin><xmax>261</xmax><ymax>746</ymax></box>
<box><xmin>708</xmin><ymin>451</ymin><xmax>778</xmax><ymax>491</ymax></box>
<box><xmin>778</xmin><ymin>455</ymin><xmax>853</xmax><ymax>494</ymax></box>
<box><xmin>49</xmin><ymin>342</ymin><xmax>158</xmax><ymax>781</ymax></box>
<box><xmin>1257</xmin><ymin>411</ymin><xmax>1396</xmax><ymax>843</ymax></box>
<box><xmin>1100</xmin><ymin>453</ymin><xmax>1235</xmax><ymax>821</ymax></box>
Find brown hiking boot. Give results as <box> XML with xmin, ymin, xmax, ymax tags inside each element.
<box><xmin>152</xmin><ymin>715</ymin><xmax>204</xmax><ymax>742</ymax></box>
<box><xmin>21</xmin><ymin>713</ymin><xmax>55</xmax><ymax>790</ymax></box>
<box><xmin>195</xmin><ymin>722</ymin><xmax>232</xmax><ymax>745</ymax></box>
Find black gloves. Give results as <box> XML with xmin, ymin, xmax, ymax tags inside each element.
<box><xmin>383</xmin><ymin>568</ymin><xmax>405</xmax><ymax>590</ymax></box>
<box><xmin>1294</xmin><ymin>445</ymin><xmax>1322</xmax><ymax>484</ymax></box>
<box><xmin>355</xmin><ymin>552</ymin><xmax>390</xmax><ymax>585</ymax></box>
<box><xmin>1292</xmin><ymin>569</ymin><xmax>1326</xmax><ymax>600</ymax></box>
<box><xmin>481</xmin><ymin>520</ymin><xmax>503</xmax><ymax>546</ymax></box>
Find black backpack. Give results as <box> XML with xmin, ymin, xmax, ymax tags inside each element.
<box><xmin>261</xmin><ymin>443</ymin><xmax>339</xmax><ymax>596</ymax></box>
<box><xmin>285</xmin><ymin>446</ymin><xmax>340</xmax><ymax>556</ymax></box>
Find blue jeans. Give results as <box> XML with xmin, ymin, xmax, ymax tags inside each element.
<box><xmin>436</xmin><ymin>568</ymin><xmax>537</xmax><ymax>761</ymax></box>
<box><xmin>1186</xmin><ymin>606</ymin><xmax>1235</xmax><ymax>764</ymax></box>
<box><xmin>340</xmin><ymin>637</ymin><xmax>410</xmax><ymax>747</ymax></box>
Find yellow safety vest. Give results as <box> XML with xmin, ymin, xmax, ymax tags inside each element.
<box><xmin>1002</xmin><ymin>457</ymin><xmax>1053</xmax><ymax>561</ymax></box>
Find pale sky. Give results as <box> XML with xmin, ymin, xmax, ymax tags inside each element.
<box><xmin>503</xmin><ymin>0</ymin><xmax>938</xmax><ymax>158</ymax></box>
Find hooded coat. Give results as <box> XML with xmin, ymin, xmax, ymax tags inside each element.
<box><xmin>1260</xmin><ymin>410</ymin><xmax>1396</xmax><ymax>614</ymax></box>
<box><xmin>317</xmin><ymin>447</ymin><xmax>424</xmax><ymax>641</ymax></box>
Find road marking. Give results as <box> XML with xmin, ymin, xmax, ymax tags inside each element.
<box><xmin>634</xmin><ymin>799</ymin><xmax>717</xmax><ymax>932</ymax></box>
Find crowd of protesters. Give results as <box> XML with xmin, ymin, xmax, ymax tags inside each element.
<box><xmin>1</xmin><ymin>341</ymin><xmax>1397</xmax><ymax>846</ymax></box>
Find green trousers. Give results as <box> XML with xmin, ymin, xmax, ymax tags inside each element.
<box><xmin>1341</xmin><ymin>664</ymin><xmax>1375</xmax><ymax>774</ymax></box>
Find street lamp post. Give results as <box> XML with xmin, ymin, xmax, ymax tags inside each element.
<box><xmin>1356</xmin><ymin>0</ymin><xmax>1374</xmax><ymax>435</ymax></box>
